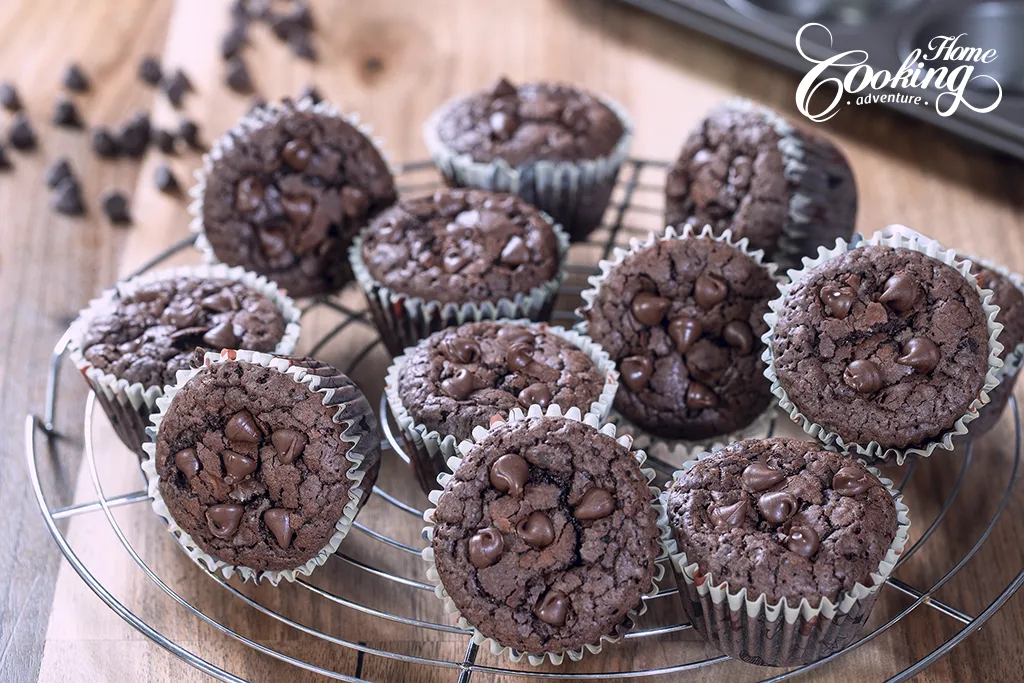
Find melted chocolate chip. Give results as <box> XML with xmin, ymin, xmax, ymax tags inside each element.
<box><xmin>620</xmin><ymin>356</ymin><xmax>653</xmax><ymax>392</ymax></box>
<box><xmin>221</xmin><ymin>450</ymin><xmax>257</xmax><ymax>484</ymax></box>
<box><xmin>668</xmin><ymin>317</ymin><xmax>702</xmax><ymax>354</ymax></box>
<box><xmin>535</xmin><ymin>590</ymin><xmax>568</xmax><ymax>626</ymax></box>
<box><xmin>722</xmin><ymin>320</ymin><xmax>754</xmax><ymax>355</ymax></box>
<box><xmin>174</xmin><ymin>447</ymin><xmax>200</xmax><ymax>478</ymax></box>
<box><xmin>786</xmin><ymin>525</ymin><xmax>820</xmax><ymax>558</ymax></box>
<box><xmin>820</xmin><ymin>284</ymin><xmax>854</xmax><ymax>319</ymax></box>
<box><xmin>469</xmin><ymin>527</ymin><xmax>504</xmax><ymax>568</ymax></box>
<box><xmin>225</xmin><ymin>410</ymin><xmax>262</xmax><ymax>443</ymax></box>
<box><xmin>694</xmin><ymin>274</ymin><xmax>728</xmax><ymax>309</ymax></box>
<box><xmin>200</xmin><ymin>290</ymin><xmax>240</xmax><ymax>313</ymax></box>
<box><xmin>271</xmin><ymin>429</ymin><xmax>307</xmax><ymax>464</ymax></box>
<box><xmin>489</xmin><ymin>453</ymin><xmax>529</xmax><ymax>497</ymax></box>
<box><xmin>631</xmin><ymin>292</ymin><xmax>670</xmax><ymax>326</ymax></box>
<box><xmin>206</xmin><ymin>504</ymin><xmax>244</xmax><ymax>539</ymax></box>
<box><xmin>489</xmin><ymin>76</ymin><xmax>518</xmax><ymax>98</ymax></box>
<box><xmin>898</xmin><ymin>337</ymin><xmax>940</xmax><ymax>374</ymax></box>
<box><xmin>518</xmin><ymin>383</ymin><xmax>552</xmax><ymax>408</ymax></box>
<box><xmin>235</xmin><ymin>176</ymin><xmax>264</xmax><ymax>212</ymax></box>
<box><xmin>833</xmin><ymin>466</ymin><xmax>873</xmax><ymax>496</ymax></box>
<box><xmin>282</xmin><ymin>139</ymin><xmax>311</xmax><ymax>170</ymax></box>
<box><xmin>517</xmin><ymin>511</ymin><xmax>555</xmax><ymax>548</ymax></box>
<box><xmin>442</xmin><ymin>368</ymin><xmax>476</xmax><ymax>400</ymax></box>
<box><xmin>263</xmin><ymin>508</ymin><xmax>294</xmax><ymax>549</ymax></box>
<box><xmin>499</xmin><ymin>235</ymin><xmax>531</xmax><ymax>266</ymax></box>
<box><xmin>708</xmin><ymin>499</ymin><xmax>748</xmax><ymax>528</ymax></box>
<box><xmin>843</xmin><ymin>359</ymin><xmax>883</xmax><ymax>394</ymax></box>
<box><xmin>505</xmin><ymin>342</ymin><xmax>534</xmax><ymax>371</ymax></box>
<box><xmin>880</xmin><ymin>273</ymin><xmax>921</xmax><ymax>313</ymax></box>
<box><xmin>574</xmin><ymin>487</ymin><xmax>614</xmax><ymax>520</ymax></box>
<box><xmin>758</xmin><ymin>490</ymin><xmax>798</xmax><ymax>525</ymax></box>
<box><xmin>444</xmin><ymin>337</ymin><xmax>482</xmax><ymax>364</ymax></box>
<box><xmin>497</xmin><ymin>326</ymin><xmax>534</xmax><ymax>345</ymax></box>
<box><xmin>685</xmin><ymin>381</ymin><xmax>718</xmax><ymax>409</ymax></box>
<box><xmin>741</xmin><ymin>461</ymin><xmax>784</xmax><ymax>491</ymax></box>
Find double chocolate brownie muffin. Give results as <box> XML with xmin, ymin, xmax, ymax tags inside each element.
<box><xmin>393</xmin><ymin>321</ymin><xmax>613</xmax><ymax>492</ymax></box>
<box><xmin>354</xmin><ymin>189</ymin><xmax>565</xmax><ymax>354</ymax></box>
<box><xmin>428</xmin><ymin>415</ymin><xmax>660</xmax><ymax>658</ymax></box>
<box><xmin>151</xmin><ymin>354</ymin><xmax>380</xmax><ymax>577</ymax></box>
<box><xmin>425</xmin><ymin>76</ymin><xmax>631</xmax><ymax>241</ymax></box>
<box><xmin>664</xmin><ymin>437</ymin><xmax>902</xmax><ymax>666</ymax></box>
<box><xmin>771</xmin><ymin>245</ymin><xmax>993</xmax><ymax>453</ymax></box>
<box><xmin>581</xmin><ymin>231</ymin><xmax>778</xmax><ymax>441</ymax></box>
<box><xmin>199</xmin><ymin>99</ymin><xmax>397</xmax><ymax>297</ymax></box>
<box><xmin>665</xmin><ymin>99</ymin><xmax>857</xmax><ymax>266</ymax></box>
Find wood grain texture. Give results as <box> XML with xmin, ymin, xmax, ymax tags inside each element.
<box><xmin>4</xmin><ymin>0</ymin><xmax>1024</xmax><ymax>682</ymax></box>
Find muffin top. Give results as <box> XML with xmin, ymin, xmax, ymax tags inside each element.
<box><xmin>968</xmin><ymin>260</ymin><xmax>1024</xmax><ymax>360</ymax></box>
<box><xmin>397</xmin><ymin>322</ymin><xmax>608</xmax><ymax>444</ymax></box>
<box><xmin>154</xmin><ymin>357</ymin><xmax>379</xmax><ymax>573</ymax></box>
<box><xmin>434</xmin><ymin>77</ymin><xmax>625</xmax><ymax>166</ymax></box>
<box><xmin>201</xmin><ymin>100</ymin><xmax>397</xmax><ymax>298</ymax></box>
<box><xmin>665</xmin><ymin>437</ymin><xmax>898</xmax><ymax>605</ymax></box>
<box><xmin>79</xmin><ymin>275</ymin><xmax>287</xmax><ymax>388</ymax></box>
<box><xmin>359</xmin><ymin>189</ymin><xmax>561</xmax><ymax>303</ymax></box>
<box><xmin>772</xmin><ymin>245</ymin><xmax>991</xmax><ymax>450</ymax></box>
<box><xmin>582</xmin><ymin>234</ymin><xmax>777</xmax><ymax>440</ymax></box>
<box><xmin>430</xmin><ymin>416</ymin><xmax>660</xmax><ymax>655</ymax></box>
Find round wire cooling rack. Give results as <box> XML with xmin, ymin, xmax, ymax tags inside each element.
<box><xmin>26</xmin><ymin>158</ymin><xmax>1024</xmax><ymax>683</ymax></box>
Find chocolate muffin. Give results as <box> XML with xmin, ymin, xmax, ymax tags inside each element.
<box><xmin>427</xmin><ymin>414</ymin><xmax>661</xmax><ymax>660</ymax></box>
<box><xmin>425</xmin><ymin>76</ymin><xmax>632</xmax><ymax>242</ymax></box>
<box><xmin>197</xmin><ymin>99</ymin><xmax>397</xmax><ymax>298</ymax></box>
<box><xmin>389</xmin><ymin>321</ymin><xmax>616</xmax><ymax>492</ymax></box>
<box><xmin>770</xmin><ymin>245</ymin><xmax>994</xmax><ymax>454</ymax></box>
<box><xmin>352</xmin><ymin>189</ymin><xmax>567</xmax><ymax>355</ymax></box>
<box><xmin>69</xmin><ymin>267</ymin><xmax>299</xmax><ymax>455</ymax></box>
<box><xmin>147</xmin><ymin>352</ymin><xmax>380</xmax><ymax>581</ymax></box>
<box><xmin>664</xmin><ymin>437</ymin><xmax>906</xmax><ymax>666</ymax></box>
<box><xmin>580</xmin><ymin>227</ymin><xmax>778</xmax><ymax>441</ymax></box>
<box><xmin>665</xmin><ymin>99</ymin><xmax>857</xmax><ymax>267</ymax></box>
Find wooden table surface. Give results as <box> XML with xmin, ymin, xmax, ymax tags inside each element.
<box><xmin>4</xmin><ymin>0</ymin><xmax>1024</xmax><ymax>681</ymax></box>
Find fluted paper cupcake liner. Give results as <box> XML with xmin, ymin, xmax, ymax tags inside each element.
<box><xmin>420</xmin><ymin>404</ymin><xmax>670</xmax><ymax>666</ymax></box>
<box><xmin>189</xmin><ymin>96</ymin><xmax>396</xmax><ymax>292</ymax></box>
<box><xmin>384</xmin><ymin>319</ymin><xmax>620</xmax><ymax>493</ymax></box>
<box><xmin>423</xmin><ymin>90</ymin><xmax>634</xmax><ymax>242</ymax></box>
<box><xmin>140</xmin><ymin>350</ymin><xmax>377</xmax><ymax>586</ymax></box>
<box><xmin>575</xmin><ymin>224</ymin><xmax>784</xmax><ymax>455</ymax></box>
<box><xmin>349</xmin><ymin>214</ymin><xmax>569</xmax><ymax>357</ymax></box>
<box><xmin>66</xmin><ymin>264</ymin><xmax>302</xmax><ymax>457</ymax></box>
<box><xmin>762</xmin><ymin>231</ymin><xmax>1005</xmax><ymax>464</ymax></box>
<box><xmin>661</xmin><ymin>452</ymin><xmax>910</xmax><ymax>667</ymax></box>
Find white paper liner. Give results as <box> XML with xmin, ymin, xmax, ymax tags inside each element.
<box><xmin>66</xmin><ymin>263</ymin><xmax>302</xmax><ymax>455</ymax></box>
<box><xmin>349</xmin><ymin>209</ymin><xmax>570</xmax><ymax>356</ymax></box>
<box><xmin>661</xmin><ymin>450</ymin><xmax>911</xmax><ymax>664</ymax></box>
<box><xmin>189</xmin><ymin>96</ymin><xmax>396</xmax><ymax>292</ymax></box>
<box><xmin>384</xmin><ymin>319</ymin><xmax>621</xmax><ymax>492</ymax></box>
<box><xmin>420</xmin><ymin>405</ymin><xmax>670</xmax><ymax>666</ymax></box>
<box><xmin>762</xmin><ymin>231</ymin><xmax>1005</xmax><ymax>464</ymax></box>
<box><xmin>140</xmin><ymin>350</ymin><xmax>376</xmax><ymax>586</ymax></box>
<box><xmin>575</xmin><ymin>223</ymin><xmax>784</xmax><ymax>455</ymax></box>
<box><xmin>423</xmin><ymin>87</ymin><xmax>634</xmax><ymax>241</ymax></box>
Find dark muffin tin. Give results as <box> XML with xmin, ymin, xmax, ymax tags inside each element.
<box><xmin>620</xmin><ymin>0</ymin><xmax>1024</xmax><ymax>159</ymax></box>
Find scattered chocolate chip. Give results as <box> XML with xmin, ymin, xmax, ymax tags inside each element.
<box><xmin>833</xmin><ymin>466</ymin><xmax>873</xmax><ymax>496</ymax></box>
<box><xmin>289</xmin><ymin>32</ymin><xmax>316</xmax><ymax>61</ymax></box>
<box><xmin>444</xmin><ymin>337</ymin><xmax>481</xmax><ymax>364</ymax></box>
<box><xmin>117</xmin><ymin>112</ymin><xmax>150</xmax><ymax>157</ymax></box>
<box><xmin>574</xmin><ymin>487</ymin><xmax>614</xmax><ymax>520</ymax></box>
<box><xmin>154</xmin><ymin>128</ymin><xmax>176</xmax><ymax>154</ymax></box>
<box><xmin>225</xmin><ymin>56</ymin><xmax>253</xmax><ymax>93</ymax></box>
<box><xmin>45</xmin><ymin>158</ymin><xmax>73</xmax><ymax>188</ymax></box>
<box><xmin>499</xmin><ymin>235</ymin><xmax>531</xmax><ymax>266</ymax></box>
<box><xmin>489</xmin><ymin>453</ymin><xmax>529</xmax><ymax>497</ymax></box>
<box><xmin>631</xmin><ymin>292</ymin><xmax>670</xmax><ymax>326</ymax></box>
<box><xmin>709</xmin><ymin>499</ymin><xmax>748</xmax><ymax>528</ymax></box>
<box><xmin>289</xmin><ymin>2</ymin><xmax>315</xmax><ymax>30</ymax></box>
<box><xmin>685</xmin><ymin>381</ymin><xmax>718</xmax><ymax>409</ymax></box>
<box><xmin>225</xmin><ymin>410</ymin><xmax>262</xmax><ymax>443</ymax></box>
<box><xmin>505</xmin><ymin>342</ymin><xmax>534</xmax><ymax>371</ymax></box>
<box><xmin>154</xmin><ymin>164</ymin><xmax>180</xmax><ymax>194</ymax></box>
<box><xmin>206</xmin><ymin>503</ymin><xmax>244</xmax><ymax>539</ymax></box>
<box><xmin>620</xmin><ymin>355</ymin><xmax>653</xmax><ymax>392</ymax></box>
<box><xmin>9</xmin><ymin>113</ymin><xmax>36</xmax><ymax>150</ymax></box>
<box><xmin>0</xmin><ymin>145</ymin><xmax>11</xmax><ymax>171</ymax></box>
<box><xmin>879</xmin><ymin>273</ymin><xmax>920</xmax><ymax>313</ymax></box>
<box><xmin>138</xmin><ymin>55</ymin><xmax>162</xmax><ymax>85</ymax></box>
<box><xmin>469</xmin><ymin>527</ymin><xmax>504</xmax><ymax>568</ymax></box>
<box><xmin>263</xmin><ymin>508</ymin><xmax>293</xmax><ymax>548</ymax></box>
<box><xmin>518</xmin><ymin>383</ymin><xmax>552</xmax><ymax>409</ymax></box>
<box><xmin>820</xmin><ymin>284</ymin><xmax>854</xmax><ymax>319</ymax></box>
<box><xmin>535</xmin><ymin>591</ymin><xmax>568</xmax><ymax>627</ymax></box>
<box><xmin>694</xmin><ymin>274</ymin><xmax>728</xmax><ymax>309</ymax></box>
<box><xmin>52</xmin><ymin>178</ymin><xmax>85</xmax><ymax>216</ymax></box>
<box><xmin>221</xmin><ymin>24</ymin><xmax>247</xmax><ymax>60</ymax></box>
<box><xmin>282</xmin><ymin>139</ymin><xmax>311</xmax><ymax>170</ymax></box>
<box><xmin>248</xmin><ymin>95</ymin><xmax>268</xmax><ymax>112</ymax></box>
<box><xmin>52</xmin><ymin>97</ymin><xmax>83</xmax><ymax>128</ymax></box>
<box><xmin>758</xmin><ymin>490</ymin><xmax>798</xmax><ymax>525</ymax></box>
<box><xmin>517</xmin><ymin>511</ymin><xmax>555</xmax><ymax>548</ymax></box>
<box><xmin>162</xmin><ymin>69</ymin><xmax>191</xmax><ymax>108</ymax></box>
<box><xmin>62</xmin><ymin>63</ymin><xmax>89</xmax><ymax>92</ymax></box>
<box><xmin>92</xmin><ymin>127</ymin><xmax>120</xmax><ymax>158</ymax></box>
<box><xmin>843</xmin><ymin>359</ymin><xmax>883</xmax><ymax>394</ymax></box>
<box><xmin>489</xmin><ymin>76</ymin><xmax>517</xmax><ymax>98</ymax></box>
<box><xmin>898</xmin><ymin>337</ymin><xmax>940</xmax><ymax>374</ymax></box>
<box><xmin>722</xmin><ymin>320</ymin><xmax>754</xmax><ymax>355</ymax></box>
<box><xmin>202</xmin><ymin>320</ymin><xmax>238</xmax><ymax>348</ymax></box>
<box><xmin>0</xmin><ymin>82</ymin><xmax>20</xmax><ymax>112</ymax></box>
<box><xmin>178</xmin><ymin>118</ymin><xmax>201</xmax><ymax>148</ymax></box>
<box><xmin>221</xmin><ymin>449</ymin><xmax>258</xmax><ymax>483</ymax></box>
<box><xmin>271</xmin><ymin>429</ymin><xmax>307</xmax><ymax>464</ymax></box>
<box><xmin>441</xmin><ymin>368</ymin><xmax>476</xmax><ymax>400</ymax></box>
<box><xmin>741</xmin><ymin>462</ymin><xmax>784</xmax><ymax>491</ymax></box>
<box><xmin>298</xmin><ymin>84</ymin><xmax>321</xmax><ymax>104</ymax></box>
<box><xmin>786</xmin><ymin>525</ymin><xmax>820</xmax><ymax>558</ymax></box>
<box><xmin>174</xmin><ymin>447</ymin><xmax>200</xmax><ymax>478</ymax></box>
<box><xmin>668</xmin><ymin>317</ymin><xmax>702</xmax><ymax>354</ymax></box>
<box><xmin>101</xmin><ymin>189</ymin><xmax>131</xmax><ymax>225</ymax></box>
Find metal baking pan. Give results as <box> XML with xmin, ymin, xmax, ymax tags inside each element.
<box><xmin>618</xmin><ymin>0</ymin><xmax>1024</xmax><ymax>160</ymax></box>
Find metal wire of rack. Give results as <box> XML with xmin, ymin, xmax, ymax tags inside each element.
<box><xmin>26</xmin><ymin>159</ymin><xmax>1024</xmax><ymax>682</ymax></box>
